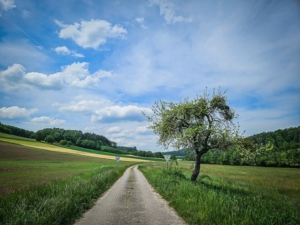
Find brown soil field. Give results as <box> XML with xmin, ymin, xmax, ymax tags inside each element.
<box><xmin>0</xmin><ymin>137</ymin><xmax>147</xmax><ymax>162</ymax></box>
<box><xmin>0</xmin><ymin>142</ymin><xmax>98</xmax><ymax>162</ymax></box>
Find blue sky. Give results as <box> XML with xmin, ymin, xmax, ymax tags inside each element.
<box><xmin>0</xmin><ymin>0</ymin><xmax>299</xmax><ymax>152</ymax></box>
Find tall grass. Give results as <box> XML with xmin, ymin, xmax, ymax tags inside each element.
<box><xmin>0</xmin><ymin>166</ymin><xmax>127</xmax><ymax>225</ymax></box>
<box><xmin>140</xmin><ymin>164</ymin><xmax>300</xmax><ymax>225</ymax></box>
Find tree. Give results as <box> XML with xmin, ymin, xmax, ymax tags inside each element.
<box><xmin>144</xmin><ymin>88</ymin><xmax>242</xmax><ymax>181</ymax></box>
<box><xmin>44</xmin><ymin>135</ymin><xmax>54</xmax><ymax>144</ymax></box>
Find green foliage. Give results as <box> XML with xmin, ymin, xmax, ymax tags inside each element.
<box><xmin>145</xmin><ymin>88</ymin><xmax>241</xmax><ymax>152</ymax></box>
<box><xmin>59</xmin><ymin>140</ymin><xmax>68</xmax><ymax>145</ymax></box>
<box><xmin>0</xmin><ymin>122</ymin><xmax>34</xmax><ymax>138</ymax></box>
<box><xmin>145</xmin><ymin>88</ymin><xmax>242</xmax><ymax>180</ymax></box>
<box><xmin>44</xmin><ymin>135</ymin><xmax>54</xmax><ymax>144</ymax></box>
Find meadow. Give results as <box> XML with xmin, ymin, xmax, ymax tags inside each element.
<box><xmin>140</xmin><ymin>161</ymin><xmax>300</xmax><ymax>225</ymax></box>
<box><xmin>0</xmin><ymin>136</ymin><xmax>136</xmax><ymax>225</ymax></box>
<box><xmin>1</xmin><ymin>132</ymin><xmax>300</xmax><ymax>225</ymax></box>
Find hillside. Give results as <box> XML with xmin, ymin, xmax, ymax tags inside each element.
<box><xmin>246</xmin><ymin>126</ymin><xmax>300</xmax><ymax>150</ymax></box>
<box><xmin>0</xmin><ymin>122</ymin><xmax>164</xmax><ymax>159</ymax></box>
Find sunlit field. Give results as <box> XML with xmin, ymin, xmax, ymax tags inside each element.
<box><xmin>0</xmin><ymin>137</ymin><xmax>135</xmax><ymax>224</ymax></box>
<box><xmin>140</xmin><ymin>160</ymin><xmax>300</xmax><ymax>225</ymax></box>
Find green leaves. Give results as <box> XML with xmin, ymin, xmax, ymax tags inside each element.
<box><xmin>145</xmin><ymin>88</ymin><xmax>241</xmax><ymax>152</ymax></box>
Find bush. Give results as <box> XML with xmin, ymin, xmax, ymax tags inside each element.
<box><xmin>44</xmin><ymin>135</ymin><xmax>54</xmax><ymax>144</ymax></box>
<box><xmin>59</xmin><ymin>140</ymin><xmax>68</xmax><ymax>145</ymax></box>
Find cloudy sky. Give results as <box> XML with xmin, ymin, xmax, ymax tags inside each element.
<box><xmin>0</xmin><ymin>0</ymin><xmax>299</xmax><ymax>152</ymax></box>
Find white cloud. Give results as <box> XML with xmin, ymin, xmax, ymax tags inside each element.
<box><xmin>106</xmin><ymin>126</ymin><xmax>121</xmax><ymax>133</ymax></box>
<box><xmin>25</xmin><ymin>72</ymin><xmax>62</xmax><ymax>89</ymax></box>
<box><xmin>0</xmin><ymin>64</ymin><xmax>26</xmax><ymax>91</ymax></box>
<box><xmin>135</xmin><ymin>17</ymin><xmax>147</xmax><ymax>29</ymax></box>
<box><xmin>135</xmin><ymin>17</ymin><xmax>144</xmax><ymax>23</ymax></box>
<box><xmin>149</xmin><ymin>0</ymin><xmax>192</xmax><ymax>24</ymax></box>
<box><xmin>54</xmin><ymin>46</ymin><xmax>84</xmax><ymax>58</ymax></box>
<box><xmin>136</xmin><ymin>125</ymin><xmax>153</xmax><ymax>135</ymax></box>
<box><xmin>0</xmin><ymin>62</ymin><xmax>113</xmax><ymax>91</ymax></box>
<box><xmin>0</xmin><ymin>106</ymin><xmax>37</xmax><ymax>119</ymax></box>
<box><xmin>91</xmin><ymin>105</ymin><xmax>152</xmax><ymax>123</ymax></box>
<box><xmin>0</xmin><ymin>0</ymin><xmax>15</xmax><ymax>15</ymax></box>
<box><xmin>57</xmin><ymin>98</ymin><xmax>112</xmax><ymax>113</ymax></box>
<box><xmin>31</xmin><ymin>116</ymin><xmax>65</xmax><ymax>126</ymax></box>
<box><xmin>55</xmin><ymin>19</ymin><xmax>127</xmax><ymax>49</ymax></box>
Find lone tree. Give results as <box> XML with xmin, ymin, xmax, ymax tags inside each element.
<box><xmin>144</xmin><ymin>88</ymin><xmax>242</xmax><ymax>181</ymax></box>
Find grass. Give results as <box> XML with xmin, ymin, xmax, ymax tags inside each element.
<box><xmin>0</xmin><ymin>138</ymin><xmax>136</xmax><ymax>224</ymax></box>
<box><xmin>140</xmin><ymin>161</ymin><xmax>300</xmax><ymax>225</ymax></box>
<box><xmin>0</xmin><ymin>166</ymin><xmax>128</xmax><ymax>225</ymax></box>
<box><xmin>0</xmin><ymin>141</ymin><xmax>131</xmax><ymax>195</ymax></box>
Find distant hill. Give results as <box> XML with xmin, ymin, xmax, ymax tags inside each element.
<box><xmin>246</xmin><ymin>126</ymin><xmax>300</xmax><ymax>150</ymax></box>
<box><xmin>0</xmin><ymin>122</ymin><xmax>164</xmax><ymax>159</ymax></box>
<box><xmin>164</xmin><ymin>149</ymin><xmax>186</xmax><ymax>157</ymax></box>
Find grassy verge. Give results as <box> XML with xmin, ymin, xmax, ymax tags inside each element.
<box><xmin>0</xmin><ymin>166</ymin><xmax>127</xmax><ymax>225</ymax></box>
<box><xmin>140</xmin><ymin>161</ymin><xmax>300</xmax><ymax>225</ymax></box>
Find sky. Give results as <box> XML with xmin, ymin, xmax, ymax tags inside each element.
<box><xmin>0</xmin><ymin>0</ymin><xmax>299</xmax><ymax>152</ymax></box>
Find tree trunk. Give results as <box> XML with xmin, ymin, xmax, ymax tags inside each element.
<box><xmin>191</xmin><ymin>152</ymin><xmax>202</xmax><ymax>181</ymax></box>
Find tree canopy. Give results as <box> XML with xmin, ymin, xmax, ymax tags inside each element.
<box><xmin>145</xmin><ymin>88</ymin><xmax>242</xmax><ymax>181</ymax></box>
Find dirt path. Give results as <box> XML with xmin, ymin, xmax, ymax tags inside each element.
<box><xmin>74</xmin><ymin>166</ymin><xmax>186</xmax><ymax>225</ymax></box>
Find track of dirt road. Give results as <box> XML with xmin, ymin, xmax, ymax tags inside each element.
<box><xmin>74</xmin><ymin>165</ymin><xmax>186</xmax><ymax>225</ymax></box>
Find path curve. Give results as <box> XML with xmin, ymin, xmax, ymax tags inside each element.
<box><xmin>74</xmin><ymin>165</ymin><xmax>186</xmax><ymax>225</ymax></box>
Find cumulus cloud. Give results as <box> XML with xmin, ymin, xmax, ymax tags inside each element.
<box><xmin>56</xmin><ymin>98</ymin><xmax>152</xmax><ymax>123</ymax></box>
<box><xmin>31</xmin><ymin>116</ymin><xmax>65</xmax><ymax>126</ymax></box>
<box><xmin>91</xmin><ymin>105</ymin><xmax>152</xmax><ymax>123</ymax></box>
<box><xmin>0</xmin><ymin>62</ymin><xmax>113</xmax><ymax>91</ymax></box>
<box><xmin>0</xmin><ymin>106</ymin><xmax>37</xmax><ymax>119</ymax></box>
<box><xmin>54</xmin><ymin>46</ymin><xmax>84</xmax><ymax>57</ymax></box>
<box><xmin>0</xmin><ymin>0</ymin><xmax>15</xmax><ymax>15</ymax></box>
<box><xmin>55</xmin><ymin>19</ymin><xmax>127</xmax><ymax>49</ymax></box>
<box><xmin>149</xmin><ymin>0</ymin><xmax>192</xmax><ymax>24</ymax></box>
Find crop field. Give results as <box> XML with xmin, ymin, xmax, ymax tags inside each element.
<box><xmin>0</xmin><ymin>135</ymin><xmax>139</xmax><ymax>224</ymax></box>
<box><xmin>140</xmin><ymin>160</ymin><xmax>300</xmax><ymax>225</ymax></box>
<box><xmin>0</xmin><ymin>141</ymin><xmax>133</xmax><ymax>196</ymax></box>
<box><xmin>0</xmin><ymin>133</ymin><xmax>148</xmax><ymax>162</ymax></box>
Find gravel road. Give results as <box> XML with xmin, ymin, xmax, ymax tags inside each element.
<box><xmin>74</xmin><ymin>165</ymin><xmax>186</xmax><ymax>225</ymax></box>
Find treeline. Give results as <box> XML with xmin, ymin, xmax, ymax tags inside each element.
<box><xmin>0</xmin><ymin>122</ymin><xmax>164</xmax><ymax>158</ymax></box>
<box><xmin>34</xmin><ymin>127</ymin><xmax>115</xmax><ymax>149</ymax></box>
<box><xmin>246</xmin><ymin>126</ymin><xmax>300</xmax><ymax>150</ymax></box>
<box><xmin>0</xmin><ymin>122</ymin><xmax>34</xmax><ymax>138</ymax></box>
<box><xmin>184</xmin><ymin>126</ymin><xmax>300</xmax><ymax>167</ymax></box>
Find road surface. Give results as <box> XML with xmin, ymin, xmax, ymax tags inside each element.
<box><xmin>74</xmin><ymin>165</ymin><xmax>186</xmax><ymax>225</ymax></box>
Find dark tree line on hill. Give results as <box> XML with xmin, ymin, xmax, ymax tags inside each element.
<box><xmin>0</xmin><ymin>122</ymin><xmax>164</xmax><ymax>158</ymax></box>
<box><xmin>184</xmin><ymin>126</ymin><xmax>300</xmax><ymax>167</ymax></box>
<box><xmin>0</xmin><ymin>122</ymin><xmax>34</xmax><ymax>138</ymax></box>
<box><xmin>34</xmin><ymin>128</ymin><xmax>115</xmax><ymax>149</ymax></box>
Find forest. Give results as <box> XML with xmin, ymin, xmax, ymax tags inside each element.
<box><xmin>184</xmin><ymin>126</ymin><xmax>300</xmax><ymax>167</ymax></box>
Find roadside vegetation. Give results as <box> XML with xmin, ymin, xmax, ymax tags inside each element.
<box><xmin>140</xmin><ymin>161</ymin><xmax>300</xmax><ymax>225</ymax></box>
<box><xmin>0</xmin><ymin>139</ymin><xmax>135</xmax><ymax>225</ymax></box>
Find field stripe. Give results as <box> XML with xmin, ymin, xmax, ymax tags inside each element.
<box><xmin>0</xmin><ymin>137</ymin><xmax>147</xmax><ymax>162</ymax></box>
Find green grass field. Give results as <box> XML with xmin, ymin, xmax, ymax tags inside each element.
<box><xmin>140</xmin><ymin>161</ymin><xmax>300</xmax><ymax>225</ymax></box>
<box><xmin>1</xmin><ymin>132</ymin><xmax>300</xmax><ymax>224</ymax></box>
<box><xmin>0</xmin><ymin>135</ymin><xmax>136</xmax><ymax>225</ymax></box>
